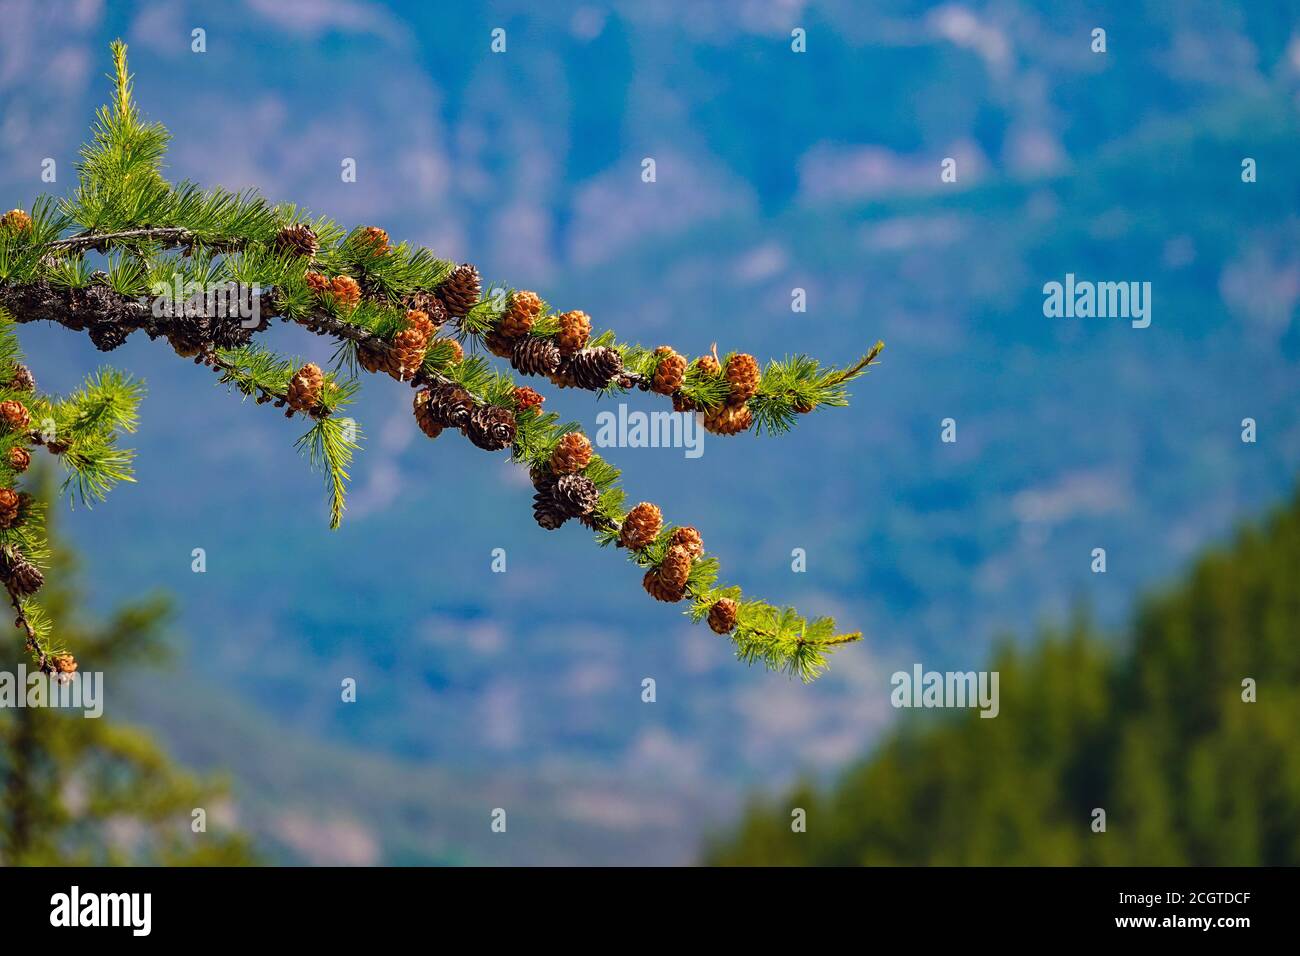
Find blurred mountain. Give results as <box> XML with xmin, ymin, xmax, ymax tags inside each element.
<box><xmin>705</xmin><ymin>478</ymin><xmax>1300</xmax><ymax>865</ymax></box>
<box><xmin>2</xmin><ymin>1</ymin><xmax>1298</xmax><ymax>862</ymax></box>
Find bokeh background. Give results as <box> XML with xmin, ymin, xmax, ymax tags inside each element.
<box><xmin>2</xmin><ymin>0</ymin><xmax>1299</xmax><ymax>864</ymax></box>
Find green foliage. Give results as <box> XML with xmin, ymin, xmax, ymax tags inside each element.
<box><xmin>0</xmin><ymin>473</ymin><xmax>255</xmax><ymax>865</ymax></box>
<box><xmin>296</xmin><ymin>415</ymin><xmax>361</xmax><ymax>530</ymax></box>
<box><xmin>705</xmin><ymin>485</ymin><xmax>1300</xmax><ymax>864</ymax></box>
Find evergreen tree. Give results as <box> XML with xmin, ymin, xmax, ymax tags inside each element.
<box><xmin>704</xmin><ymin>484</ymin><xmax>1300</xmax><ymax>865</ymax></box>
<box><xmin>0</xmin><ymin>42</ymin><xmax>886</xmax><ymax>682</ymax></box>
<box><xmin>0</xmin><ymin>472</ymin><xmax>253</xmax><ymax>865</ymax></box>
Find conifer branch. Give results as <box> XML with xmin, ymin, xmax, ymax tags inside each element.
<box><xmin>0</xmin><ymin>40</ymin><xmax>886</xmax><ymax>680</ymax></box>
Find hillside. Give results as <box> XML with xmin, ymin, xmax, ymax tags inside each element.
<box><xmin>705</xmin><ymin>480</ymin><xmax>1300</xmax><ymax>865</ymax></box>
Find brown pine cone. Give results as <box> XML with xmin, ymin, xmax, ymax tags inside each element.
<box><xmin>8</xmin><ymin>447</ymin><xmax>30</xmax><ymax>473</ymax></box>
<box><xmin>672</xmin><ymin>392</ymin><xmax>699</xmax><ymax>413</ymax></box>
<box><xmin>286</xmin><ymin>363</ymin><xmax>324</xmax><ymax>414</ymax></box>
<box><xmin>549</xmin><ymin>432</ymin><xmax>592</xmax><ymax>475</ymax></box>
<box><xmin>356</xmin><ymin>342</ymin><xmax>385</xmax><ymax>374</ymax></box>
<box><xmin>555</xmin><ymin>310</ymin><xmax>591</xmax><ymax>356</ymax></box>
<box><xmin>619</xmin><ymin>502</ymin><xmax>662</xmax><ymax>550</ymax></box>
<box><xmin>388</xmin><ymin>324</ymin><xmax>430</xmax><ymax>381</ymax></box>
<box><xmin>703</xmin><ymin>403</ymin><xmax>753</xmax><ymax>436</ymax></box>
<box><xmin>5</xmin><ymin>364</ymin><xmax>35</xmax><ymax>392</ymax></box>
<box><xmin>500</xmin><ymin>290</ymin><xmax>543</xmax><ymax>338</ymax></box>
<box><xmin>465</xmin><ymin>405</ymin><xmax>517</xmax><ymax>451</ymax></box>
<box><xmin>0</xmin><ymin>401</ymin><xmax>30</xmax><ymax>432</ymax></box>
<box><xmin>651</xmin><ymin>346</ymin><xmax>686</xmax><ymax>395</ymax></box>
<box><xmin>696</xmin><ymin>354</ymin><xmax>722</xmax><ymax>377</ymax></box>
<box><xmin>304</xmin><ymin>271</ymin><xmax>330</xmax><ymax>295</ymax></box>
<box><xmin>668</xmin><ymin>526</ymin><xmax>704</xmax><ymax>559</ymax></box>
<box><xmin>0</xmin><ymin>548</ymin><xmax>43</xmax><ymax>597</ymax></box>
<box><xmin>0</xmin><ymin>488</ymin><xmax>20</xmax><ymax>529</ymax></box>
<box><xmin>533</xmin><ymin>488</ymin><xmax>568</xmax><ymax>530</ymax></box>
<box><xmin>552</xmin><ymin>473</ymin><xmax>598</xmax><ymax>517</ymax></box>
<box><xmin>402</xmin><ymin>290</ymin><xmax>449</xmax><ymax>327</ymax></box>
<box><xmin>431</xmin><ymin>337</ymin><xmax>463</xmax><ymax>364</ymax></box>
<box><xmin>548</xmin><ymin>358</ymin><xmax>579</xmax><ymax>389</ymax></box>
<box><xmin>0</xmin><ymin>209</ymin><xmax>32</xmax><ymax>233</ymax></box>
<box><xmin>566</xmin><ymin>346</ymin><xmax>624</xmax><ymax>390</ymax></box>
<box><xmin>513</xmin><ymin>386</ymin><xmax>544</xmax><ymax>412</ymax></box>
<box><xmin>427</xmin><ymin>383</ymin><xmax>476</xmax><ymax>430</ymax></box>
<box><xmin>412</xmin><ymin>390</ymin><xmax>445</xmax><ymax>439</ymax></box>
<box><xmin>438</xmin><ymin>263</ymin><xmax>481</xmax><ymax>317</ymax></box>
<box><xmin>88</xmin><ymin>323</ymin><xmax>129</xmax><ymax>352</ymax></box>
<box><xmin>357</xmin><ymin>226</ymin><xmax>390</xmax><ymax>254</ymax></box>
<box><xmin>484</xmin><ymin>329</ymin><xmax>516</xmax><ymax>358</ymax></box>
<box><xmin>724</xmin><ymin>353</ymin><xmax>761</xmax><ymax>404</ymax></box>
<box><xmin>52</xmin><ymin>652</ymin><xmax>77</xmax><ymax>675</ymax></box>
<box><xmin>707</xmin><ymin>598</ymin><xmax>738</xmax><ymax>634</ymax></box>
<box><xmin>329</xmin><ymin>275</ymin><xmax>362</xmax><ymax>310</ymax></box>
<box><xmin>793</xmin><ymin>398</ymin><xmax>816</xmax><ymax>414</ymax></box>
<box><xmin>511</xmin><ymin>337</ymin><xmax>561</xmax><ymax>377</ymax></box>
<box><xmin>658</xmin><ymin>544</ymin><xmax>693</xmax><ymax>592</ymax></box>
<box><xmin>642</xmin><ymin>545</ymin><xmax>691</xmax><ymax>603</ymax></box>
<box><xmin>274</xmin><ymin>223</ymin><xmax>319</xmax><ymax>258</ymax></box>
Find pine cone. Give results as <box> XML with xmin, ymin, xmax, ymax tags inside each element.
<box><xmin>658</xmin><ymin>544</ymin><xmax>693</xmax><ymax>592</ymax></box>
<box><xmin>0</xmin><ymin>401</ymin><xmax>30</xmax><ymax>432</ymax></box>
<box><xmin>668</xmin><ymin>526</ymin><xmax>704</xmax><ymax>559</ymax></box>
<box><xmin>555</xmin><ymin>310</ymin><xmax>591</xmax><ymax>357</ymax></box>
<box><xmin>388</xmin><ymin>322</ymin><xmax>430</xmax><ymax>381</ymax></box>
<box><xmin>88</xmin><ymin>323</ymin><xmax>130</xmax><ymax>352</ymax></box>
<box><xmin>566</xmin><ymin>346</ymin><xmax>624</xmax><ymax>390</ymax></box>
<box><xmin>703</xmin><ymin>403</ymin><xmax>753</xmax><ymax>436</ymax></box>
<box><xmin>357</xmin><ymin>342</ymin><xmax>385</xmax><ymax>374</ymax></box>
<box><xmin>329</xmin><ymin>275</ymin><xmax>362</xmax><ymax>310</ymax></box>
<box><xmin>485</xmin><ymin>329</ymin><xmax>516</xmax><ymax>358</ymax></box>
<box><xmin>402</xmin><ymin>290</ymin><xmax>449</xmax><ymax>327</ymax></box>
<box><xmin>724</xmin><ymin>353</ymin><xmax>761</xmax><ymax>404</ymax></box>
<box><xmin>511</xmin><ymin>337</ymin><xmax>561</xmax><ymax>377</ymax></box>
<box><xmin>548</xmin><ymin>359</ymin><xmax>579</xmax><ymax>389</ymax></box>
<box><xmin>532</xmin><ymin>478</ymin><xmax>567</xmax><ymax>530</ymax></box>
<box><xmin>652</xmin><ymin>347</ymin><xmax>686</xmax><ymax>395</ymax></box>
<box><xmin>465</xmin><ymin>405</ymin><xmax>517</xmax><ymax>451</ymax></box>
<box><xmin>5</xmin><ymin>364</ymin><xmax>34</xmax><ymax>392</ymax></box>
<box><xmin>793</xmin><ymin>397</ymin><xmax>816</xmax><ymax>414</ymax></box>
<box><xmin>52</xmin><ymin>652</ymin><xmax>78</xmax><ymax>676</ymax></box>
<box><xmin>552</xmin><ymin>473</ymin><xmax>598</xmax><ymax>517</ymax></box>
<box><xmin>513</xmin><ymin>386</ymin><xmax>544</xmax><ymax>412</ymax></box>
<box><xmin>412</xmin><ymin>390</ymin><xmax>444</xmax><ymax>439</ymax></box>
<box><xmin>672</xmin><ymin>392</ymin><xmax>699</xmax><ymax>413</ymax></box>
<box><xmin>431</xmin><ymin>337</ymin><xmax>463</xmax><ymax>364</ymax></box>
<box><xmin>438</xmin><ymin>263</ymin><xmax>481</xmax><ymax>317</ymax></box>
<box><xmin>8</xmin><ymin>447</ymin><xmax>30</xmax><ymax>473</ymax></box>
<box><xmin>619</xmin><ymin>502</ymin><xmax>662</xmax><ymax>550</ymax></box>
<box><xmin>500</xmin><ymin>290</ymin><xmax>543</xmax><ymax>338</ymax></box>
<box><xmin>286</xmin><ymin>363</ymin><xmax>324</xmax><ymax>414</ymax></box>
<box><xmin>427</xmin><ymin>383</ymin><xmax>475</xmax><ymax>430</ymax></box>
<box><xmin>357</xmin><ymin>226</ymin><xmax>390</xmax><ymax>254</ymax></box>
<box><xmin>0</xmin><ymin>488</ymin><xmax>20</xmax><ymax>529</ymax></box>
<box><xmin>304</xmin><ymin>271</ymin><xmax>330</xmax><ymax>296</ymax></box>
<box><xmin>0</xmin><ymin>548</ymin><xmax>43</xmax><ymax>597</ymax></box>
<box><xmin>707</xmin><ymin>598</ymin><xmax>738</xmax><ymax>634</ymax></box>
<box><xmin>0</xmin><ymin>209</ymin><xmax>32</xmax><ymax>233</ymax></box>
<box><xmin>642</xmin><ymin>546</ymin><xmax>691</xmax><ymax>603</ymax></box>
<box><xmin>549</xmin><ymin>432</ymin><xmax>592</xmax><ymax>474</ymax></box>
<box><xmin>274</xmin><ymin>223</ymin><xmax>319</xmax><ymax>258</ymax></box>
<box><xmin>696</xmin><ymin>354</ymin><xmax>722</xmax><ymax>377</ymax></box>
